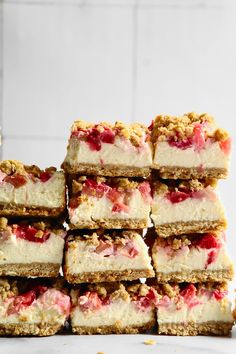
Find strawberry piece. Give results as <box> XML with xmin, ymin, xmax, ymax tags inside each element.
<box><xmin>148</xmin><ymin>120</ymin><xmax>154</xmax><ymax>131</ymax></box>
<box><xmin>78</xmin><ymin>291</ymin><xmax>103</xmax><ymax>312</ymax></box>
<box><xmin>112</xmin><ymin>202</ymin><xmax>129</xmax><ymax>213</ymax></box>
<box><xmin>192</xmin><ymin>123</ymin><xmax>206</xmax><ymax>151</ymax></box>
<box><xmin>206</xmin><ymin>249</ymin><xmax>217</xmax><ymax>267</ymax></box>
<box><xmin>69</xmin><ymin>197</ymin><xmax>79</xmax><ymax>209</ymax></box>
<box><xmin>100</xmin><ymin>127</ymin><xmax>115</xmax><ymax>144</ymax></box>
<box><xmin>166</xmin><ymin>190</ymin><xmax>190</xmax><ymax>204</ymax></box>
<box><xmin>39</xmin><ymin>171</ymin><xmax>51</xmax><ymax>182</ymax></box>
<box><xmin>168</xmin><ymin>136</ymin><xmax>193</xmax><ymax>150</ymax></box>
<box><xmin>180</xmin><ymin>284</ymin><xmax>200</xmax><ymax>308</ymax></box>
<box><xmin>197</xmin><ymin>233</ymin><xmax>220</xmax><ymax>249</ymax></box>
<box><xmin>212</xmin><ymin>289</ymin><xmax>227</xmax><ymax>301</ymax></box>
<box><xmin>158</xmin><ymin>295</ymin><xmax>171</xmax><ymax>308</ymax></box>
<box><xmin>95</xmin><ymin>241</ymin><xmax>114</xmax><ymax>256</ymax></box>
<box><xmin>138</xmin><ymin>182</ymin><xmax>152</xmax><ymax>202</ymax></box>
<box><xmin>7</xmin><ymin>290</ymin><xmax>36</xmax><ymax>315</ymax></box>
<box><xmin>15</xmin><ymin>225</ymin><xmax>50</xmax><ymax>243</ymax></box>
<box><xmin>82</xmin><ymin>178</ymin><xmax>110</xmax><ymax>198</ymax></box>
<box><xmin>86</xmin><ymin>129</ymin><xmax>102</xmax><ymax>151</ymax></box>
<box><xmin>134</xmin><ymin>288</ymin><xmax>159</xmax><ymax>311</ymax></box>
<box><xmin>4</xmin><ymin>174</ymin><xmax>27</xmax><ymax>188</ymax></box>
<box><xmin>119</xmin><ymin>240</ymin><xmax>139</xmax><ymax>258</ymax></box>
<box><xmin>220</xmin><ymin>137</ymin><xmax>231</xmax><ymax>156</ymax></box>
<box><xmin>107</xmin><ymin>188</ymin><xmax>122</xmax><ymax>203</ymax></box>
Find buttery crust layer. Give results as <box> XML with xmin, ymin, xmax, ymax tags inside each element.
<box><xmin>0</xmin><ymin>323</ymin><xmax>63</xmax><ymax>336</ymax></box>
<box><xmin>62</xmin><ymin>161</ymin><xmax>151</xmax><ymax>178</ymax></box>
<box><xmin>0</xmin><ymin>204</ymin><xmax>66</xmax><ymax>218</ymax></box>
<box><xmin>158</xmin><ymin>321</ymin><xmax>233</xmax><ymax>336</ymax></box>
<box><xmin>155</xmin><ymin>268</ymin><xmax>234</xmax><ymax>283</ymax></box>
<box><xmin>0</xmin><ymin>263</ymin><xmax>61</xmax><ymax>277</ymax></box>
<box><xmin>155</xmin><ymin>220</ymin><xmax>227</xmax><ymax>238</ymax></box>
<box><xmin>71</xmin><ymin>319</ymin><xmax>156</xmax><ymax>335</ymax></box>
<box><xmin>64</xmin><ymin>268</ymin><xmax>155</xmax><ymax>284</ymax></box>
<box><xmin>69</xmin><ymin>218</ymin><xmax>150</xmax><ymax>230</ymax></box>
<box><xmin>152</xmin><ymin>166</ymin><xmax>228</xmax><ymax>180</ymax></box>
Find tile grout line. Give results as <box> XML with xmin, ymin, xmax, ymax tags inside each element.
<box><xmin>131</xmin><ymin>1</ymin><xmax>138</xmax><ymax>123</ymax></box>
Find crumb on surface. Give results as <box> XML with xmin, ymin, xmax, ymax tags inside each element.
<box><xmin>143</xmin><ymin>339</ymin><xmax>156</xmax><ymax>345</ymax></box>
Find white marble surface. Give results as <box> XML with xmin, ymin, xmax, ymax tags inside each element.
<box><xmin>0</xmin><ymin>329</ymin><xmax>236</xmax><ymax>354</ymax></box>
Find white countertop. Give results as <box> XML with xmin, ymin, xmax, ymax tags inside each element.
<box><xmin>1</xmin><ymin>328</ymin><xmax>236</xmax><ymax>354</ymax></box>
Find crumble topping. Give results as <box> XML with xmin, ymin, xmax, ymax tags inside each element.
<box><xmin>153</xmin><ymin>178</ymin><xmax>217</xmax><ymax>195</ymax></box>
<box><xmin>151</xmin><ymin>112</ymin><xmax>229</xmax><ymax>144</ymax></box>
<box><xmin>0</xmin><ymin>217</ymin><xmax>8</xmax><ymax>231</ymax></box>
<box><xmin>0</xmin><ymin>278</ymin><xmax>19</xmax><ymax>300</ymax></box>
<box><xmin>0</xmin><ymin>160</ymin><xmax>57</xmax><ymax>178</ymax></box>
<box><xmin>71</xmin><ymin>120</ymin><xmax>150</xmax><ymax>147</ymax></box>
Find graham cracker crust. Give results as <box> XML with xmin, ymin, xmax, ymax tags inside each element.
<box><xmin>0</xmin><ymin>323</ymin><xmax>63</xmax><ymax>336</ymax></box>
<box><xmin>62</xmin><ymin>161</ymin><xmax>151</xmax><ymax>178</ymax></box>
<box><xmin>0</xmin><ymin>262</ymin><xmax>61</xmax><ymax>277</ymax></box>
<box><xmin>72</xmin><ymin>319</ymin><xmax>156</xmax><ymax>335</ymax></box>
<box><xmin>0</xmin><ymin>204</ymin><xmax>66</xmax><ymax>218</ymax></box>
<box><xmin>64</xmin><ymin>268</ymin><xmax>155</xmax><ymax>284</ymax></box>
<box><xmin>155</xmin><ymin>220</ymin><xmax>227</xmax><ymax>238</ymax></box>
<box><xmin>158</xmin><ymin>321</ymin><xmax>233</xmax><ymax>336</ymax></box>
<box><xmin>155</xmin><ymin>268</ymin><xmax>234</xmax><ymax>283</ymax></box>
<box><xmin>152</xmin><ymin>166</ymin><xmax>228</xmax><ymax>180</ymax></box>
<box><xmin>69</xmin><ymin>218</ymin><xmax>150</xmax><ymax>230</ymax></box>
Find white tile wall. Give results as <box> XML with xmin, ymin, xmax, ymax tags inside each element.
<box><xmin>1</xmin><ymin>0</ymin><xmax>236</xmax><ymax>268</ymax></box>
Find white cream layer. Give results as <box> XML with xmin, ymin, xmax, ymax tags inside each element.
<box><xmin>64</xmin><ymin>137</ymin><xmax>153</xmax><ymax>168</ymax></box>
<box><xmin>0</xmin><ymin>233</ymin><xmax>65</xmax><ymax>264</ymax></box>
<box><xmin>151</xmin><ymin>194</ymin><xmax>225</xmax><ymax>225</ymax></box>
<box><xmin>152</xmin><ymin>243</ymin><xmax>232</xmax><ymax>273</ymax></box>
<box><xmin>158</xmin><ymin>297</ymin><xmax>233</xmax><ymax>324</ymax></box>
<box><xmin>0</xmin><ymin>289</ymin><xmax>69</xmax><ymax>325</ymax></box>
<box><xmin>69</xmin><ymin>190</ymin><xmax>151</xmax><ymax>226</ymax></box>
<box><xmin>66</xmin><ymin>234</ymin><xmax>153</xmax><ymax>273</ymax></box>
<box><xmin>71</xmin><ymin>299</ymin><xmax>153</xmax><ymax>327</ymax></box>
<box><xmin>153</xmin><ymin>141</ymin><xmax>229</xmax><ymax>169</ymax></box>
<box><xmin>0</xmin><ymin>172</ymin><xmax>65</xmax><ymax>208</ymax></box>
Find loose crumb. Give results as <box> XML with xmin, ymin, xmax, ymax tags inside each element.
<box><xmin>143</xmin><ymin>339</ymin><xmax>156</xmax><ymax>345</ymax></box>
<box><xmin>97</xmin><ymin>352</ymin><xmax>105</xmax><ymax>354</ymax></box>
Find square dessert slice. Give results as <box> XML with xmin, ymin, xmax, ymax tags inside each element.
<box><xmin>151</xmin><ymin>112</ymin><xmax>231</xmax><ymax>179</ymax></box>
<box><xmin>0</xmin><ymin>160</ymin><xmax>66</xmax><ymax>217</ymax></box>
<box><xmin>62</xmin><ymin>120</ymin><xmax>153</xmax><ymax>177</ymax></box>
<box><xmin>70</xmin><ymin>282</ymin><xmax>158</xmax><ymax>334</ymax></box>
<box><xmin>150</xmin><ymin>230</ymin><xmax>233</xmax><ymax>283</ymax></box>
<box><xmin>68</xmin><ymin>176</ymin><xmax>152</xmax><ymax>229</ymax></box>
<box><xmin>0</xmin><ymin>218</ymin><xmax>66</xmax><ymax>277</ymax></box>
<box><xmin>154</xmin><ymin>282</ymin><xmax>233</xmax><ymax>336</ymax></box>
<box><xmin>0</xmin><ymin>278</ymin><xmax>70</xmax><ymax>336</ymax></box>
<box><xmin>64</xmin><ymin>230</ymin><xmax>154</xmax><ymax>284</ymax></box>
<box><xmin>151</xmin><ymin>179</ymin><xmax>226</xmax><ymax>237</ymax></box>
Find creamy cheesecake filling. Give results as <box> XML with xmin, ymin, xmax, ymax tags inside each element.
<box><xmin>151</xmin><ymin>191</ymin><xmax>225</xmax><ymax>225</ymax></box>
<box><xmin>0</xmin><ymin>233</ymin><xmax>65</xmax><ymax>265</ymax></box>
<box><xmin>69</xmin><ymin>190</ymin><xmax>151</xmax><ymax>225</ymax></box>
<box><xmin>153</xmin><ymin>141</ymin><xmax>229</xmax><ymax>169</ymax></box>
<box><xmin>0</xmin><ymin>288</ymin><xmax>70</xmax><ymax>325</ymax></box>
<box><xmin>71</xmin><ymin>300</ymin><xmax>154</xmax><ymax>327</ymax></box>
<box><xmin>0</xmin><ymin>172</ymin><xmax>65</xmax><ymax>208</ymax></box>
<box><xmin>152</xmin><ymin>236</ymin><xmax>232</xmax><ymax>273</ymax></box>
<box><xmin>66</xmin><ymin>234</ymin><xmax>153</xmax><ymax>273</ymax></box>
<box><xmin>64</xmin><ymin>136</ymin><xmax>153</xmax><ymax>168</ymax></box>
<box><xmin>157</xmin><ymin>296</ymin><xmax>233</xmax><ymax>325</ymax></box>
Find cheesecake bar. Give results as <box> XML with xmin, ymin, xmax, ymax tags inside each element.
<box><xmin>70</xmin><ymin>282</ymin><xmax>158</xmax><ymax>334</ymax></box>
<box><xmin>0</xmin><ymin>218</ymin><xmax>66</xmax><ymax>277</ymax></box>
<box><xmin>151</xmin><ymin>112</ymin><xmax>231</xmax><ymax>179</ymax></box>
<box><xmin>0</xmin><ymin>278</ymin><xmax>70</xmax><ymax>336</ymax></box>
<box><xmin>155</xmin><ymin>282</ymin><xmax>233</xmax><ymax>336</ymax></box>
<box><xmin>0</xmin><ymin>160</ymin><xmax>66</xmax><ymax>217</ymax></box>
<box><xmin>68</xmin><ymin>176</ymin><xmax>152</xmax><ymax>229</ymax></box>
<box><xmin>151</xmin><ymin>179</ymin><xmax>226</xmax><ymax>237</ymax></box>
<box><xmin>151</xmin><ymin>230</ymin><xmax>233</xmax><ymax>283</ymax></box>
<box><xmin>64</xmin><ymin>230</ymin><xmax>154</xmax><ymax>284</ymax></box>
<box><xmin>62</xmin><ymin>120</ymin><xmax>153</xmax><ymax>177</ymax></box>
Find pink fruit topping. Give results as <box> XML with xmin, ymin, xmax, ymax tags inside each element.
<box><xmin>168</xmin><ymin>123</ymin><xmax>207</xmax><ymax>151</ymax></box>
<box><xmin>134</xmin><ymin>288</ymin><xmax>159</xmax><ymax>311</ymax></box>
<box><xmin>168</xmin><ymin>136</ymin><xmax>193</xmax><ymax>150</ymax></box>
<box><xmin>14</xmin><ymin>225</ymin><xmax>50</xmax><ymax>243</ymax></box>
<box><xmin>166</xmin><ymin>190</ymin><xmax>190</xmax><ymax>204</ymax></box>
<box><xmin>39</xmin><ymin>171</ymin><xmax>52</xmax><ymax>182</ymax></box>
<box><xmin>166</xmin><ymin>186</ymin><xmax>216</xmax><ymax>204</ymax></box>
<box><xmin>72</xmin><ymin>126</ymin><xmax>115</xmax><ymax>151</ymax></box>
<box><xmin>7</xmin><ymin>285</ymin><xmax>48</xmax><ymax>315</ymax></box>
<box><xmin>4</xmin><ymin>174</ymin><xmax>27</xmax><ymax>188</ymax></box>
<box><xmin>180</xmin><ymin>284</ymin><xmax>201</xmax><ymax>308</ymax></box>
<box><xmin>220</xmin><ymin>137</ymin><xmax>231</xmax><ymax>156</ymax></box>
<box><xmin>138</xmin><ymin>181</ymin><xmax>152</xmax><ymax>203</ymax></box>
<box><xmin>95</xmin><ymin>239</ymin><xmax>139</xmax><ymax>258</ymax></box>
<box><xmin>197</xmin><ymin>233</ymin><xmax>220</xmax><ymax>249</ymax></box>
<box><xmin>212</xmin><ymin>289</ymin><xmax>228</xmax><ymax>301</ymax></box>
<box><xmin>78</xmin><ymin>291</ymin><xmax>109</xmax><ymax>312</ymax></box>
<box><xmin>206</xmin><ymin>250</ymin><xmax>218</xmax><ymax>268</ymax></box>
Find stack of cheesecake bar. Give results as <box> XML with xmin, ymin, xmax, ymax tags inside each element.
<box><xmin>0</xmin><ymin>112</ymin><xmax>234</xmax><ymax>337</ymax></box>
<box><xmin>0</xmin><ymin>161</ymin><xmax>71</xmax><ymax>335</ymax></box>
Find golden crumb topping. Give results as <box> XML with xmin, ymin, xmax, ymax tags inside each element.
<box><xmin>0</xmin><ymin>278</ymin><xmax>19</xmax><ymax>300</ymax></box>
<box><xmin>71</xmin><ymin>120</ymin><xmax>150</xmax><ymax>147</ymax></box>
<box><xmin>0</xmin><ymin>160</ymin><xmax>57</xmax><ymax>178</ymax></box>
<box><xmin>153</xmin><ymin>178</ymin><xmax>217</xmax><ymax>195</ymax></box>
